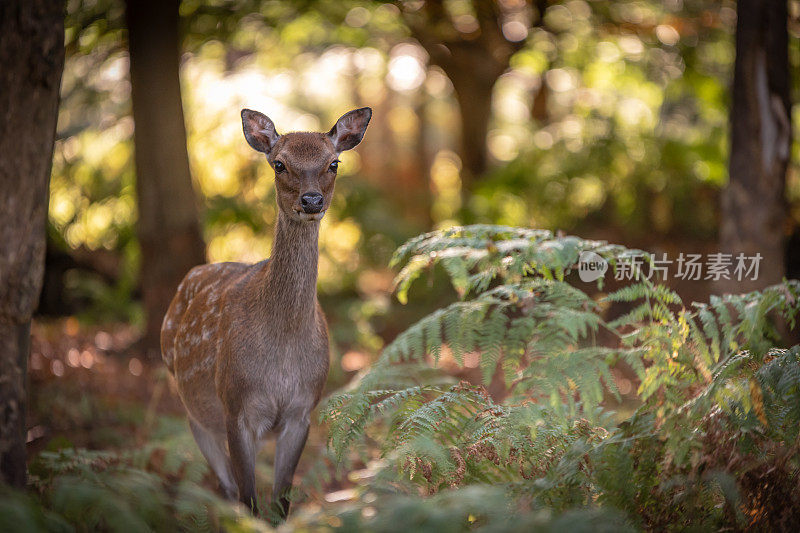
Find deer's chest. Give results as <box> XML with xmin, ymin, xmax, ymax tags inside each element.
<box><xmin>219</xmin><ymin>311</ymin><xmax>330</xmax><ymax>410</ymax></box>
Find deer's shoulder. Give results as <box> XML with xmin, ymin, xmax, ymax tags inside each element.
<box><xmin>181</xmin><ymin>261</ymin><xmax>252</xmax><ymax>293</ymax></box>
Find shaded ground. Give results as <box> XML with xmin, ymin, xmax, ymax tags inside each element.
<box><xmin>25</xmin><ymin>314</ymin><xmax>643</xmax><ymax>526</ymax></box>
<box><xmin>26</xmin><ymin>318</ymin><xmax>377</xmax><ymax>522</ymax></box>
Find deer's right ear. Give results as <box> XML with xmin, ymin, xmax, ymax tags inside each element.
<box><xmin>328</xmin><ymin>107</ymin><xmax>372</xmax><ymax>152</ymax></box>
<box><xmin>241</xmin><ymin>109</ymin><xmax>280</xmax><ymax>154</ymax></box>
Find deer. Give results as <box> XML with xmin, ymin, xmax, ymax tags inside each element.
<box><xmin>160</xmin><ymin>107</ymin><xmax>372</xmax><ymax>520</ymax></box>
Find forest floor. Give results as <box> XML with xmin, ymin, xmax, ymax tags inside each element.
<box><xmin>25</xmin><ymin>318</ymin><xmax>375</xmax><ymax>526</ymax></box>
<box><xmin>25</xmin><ymin>315</ymin><xmax>642</xmax><ymax>528</ymax></box>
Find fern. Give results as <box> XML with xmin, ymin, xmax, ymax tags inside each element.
<box><xmin>321</xmin><ymin>225</ymin><xmax>800</xmax><ymax>530</ymax></box>
<box><xmin>23</xmin><ymin>447</ymin><xmax>263</xmax><ymax>533</ymax></box>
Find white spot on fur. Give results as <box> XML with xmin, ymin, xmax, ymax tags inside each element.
<box><xmin>178</xmin><ymin>352</ymin><xmax>216</xmax><ymax>380</ymax></box>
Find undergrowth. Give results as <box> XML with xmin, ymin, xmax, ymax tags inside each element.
<box><xmin>319</xmin><ymin>225</ymin><xmax>800</xmax><ymax>531</ymax></box>
<box><xmin>4</xmin><ymin>225</ymin><xmax>799</xmax><ymax>531</ymax></box>
<box><xmin>1</xmin><ymin>419</ymin><xmax>268</xmax><ymax>533</ymax></box>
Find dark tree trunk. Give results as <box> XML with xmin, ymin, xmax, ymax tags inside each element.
<box><xmin>531</xmin><ymin>74</ymin><xmax>549</xmax><ymax>123</ymax></box>
<box><xmin>0</xmin><ymin>0</ymin><xmax>64</xmax><ymax>487</ymax></box>
<box><xmin>449</xmin><ymin>71</ymin><xmax>495</xmax><ymax>193</ymax></box>
<box><xmin>719</xmin><ymin>0</ymin><xmax>791</xmax><ymax>293</ymax></box>
<box><xmin>411</xmin><ymin>90</ymin><xmax>434</xmax><ymax>228</ymax></box>
<box><xmin>126</xmin><ymin>0</ymin><xmax>206</xmax><ymax>358</ymax></box>
<box><xmin>381</xmin><ymin>88</ymin><xmax>433</xmax><ymax>230</ymax></box>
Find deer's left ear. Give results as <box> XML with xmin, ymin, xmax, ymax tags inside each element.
<box><xmin>328</xmin><ymin>107</ymin><xmax>372</xmax><ymax>152</ymax></box>
<box><xmin>242</xmin><ymin>109</ymin><xmax>280</xmax><ymax>154</ymax></box>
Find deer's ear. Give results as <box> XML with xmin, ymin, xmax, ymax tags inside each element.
<box><xmin>241</xmin><ymin>109</ymin><xmax>280</xmax><ymax>154</ymax></box>
<box><xmin>328</xmin><ymin>107</ymin><xmax>372</xmax><ymax>152</ymax></box>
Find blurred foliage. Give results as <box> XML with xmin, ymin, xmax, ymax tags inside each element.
<box><xmin>50</xmin><ymin>0</ymin><xmax>800</xmax><ymax>356</ymax></box>
<box><xmin>2</xmin><ymin>428</ymin><xmax>267</xmax><ymax>532</ymax></box>
<box><xmin>475</xmin><ymin>0</ymin><xmax>735</xmax><ymax>236</ymax></box>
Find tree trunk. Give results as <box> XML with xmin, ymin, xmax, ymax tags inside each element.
<box><xmin>411</xmin><ymin>90</ymin><xmax>434</xmax><ymax>228</ymax></box>
<box><xmin>449</xmin><ymin>72</ymin><xmax>495</xmax><ymax>193</ymax></box>
<box><xmin>531</xmin><ymin>74</ymin><xmax>549</xmax><ymax>123</ymax></box>
<box><xmin>0</xmin><ymin>0</ymin><xmax>64</xmax><ymax>487</ymax></box>
<box><xmin>719</xmin><ymin>0</ymin><xmax>791</xmax><ymax>294</ymax></box>
<box><xmin>126</xmin><ymin>0</ymin><xmax>206</xmax><ymax>358</ymax></box>
<box><xmin>381</xmin><ymin>88</ymin><xmax>433</xmax><ymax>230</ymax></box>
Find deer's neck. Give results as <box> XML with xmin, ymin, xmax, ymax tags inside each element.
<box><xmin>262</xmin><ymin>212</ymin><xmax>320</xmax><ymax>323</ymax></box>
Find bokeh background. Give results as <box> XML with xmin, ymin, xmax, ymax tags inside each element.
<box><xmin>45</xmin><ymin>1</ymin><xmax>800</xmax><ymax>369</ymax></box>
<box><xmin>16</xmin><ymin>1</ymin><xmax>800</xmax><ymax>525</ymax></box>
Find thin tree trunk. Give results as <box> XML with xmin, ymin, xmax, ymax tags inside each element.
<box><xmin>0</xmin><ymin>0</ymin><xmax>64</xmax><ymax>487</ymax></box>
<box><xmin>360</xmin><ymin>84</ymin><xmax>398</xmax><ymax>195</ymax></box>
<box><xmin>412</xmin><ymin>90</ymin><xmax>433</xmax><ymax>228</ymax></box>
<box><xmin>531</xmin><ymin>74</ymin><xmax>549</xmax><ymax>123</ymax></box>
<box><xmin>126</xmin><ymin>0</ymin><xmax>206</xmax><ymax>358</ymax></box>
<box><xmin>450</xmin><ymin>73</ymin><xmax>495</xmax><ymax>192</ymax></box>
<box><xmin>719</xmin><ymin>0</ymin><xmax>791</xmax><ymax>293</ymax></box>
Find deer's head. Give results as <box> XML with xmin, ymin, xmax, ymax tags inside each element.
<box><xmin>241</xmin><ymin>107</ymin><xmax>372</xmax><ymax>222</ymax></box>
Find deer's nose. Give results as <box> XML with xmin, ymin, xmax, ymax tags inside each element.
<box><xmin>300</xmin><ymin>192</ymin><xmax>324</xmax><ymax>214</ymax></box>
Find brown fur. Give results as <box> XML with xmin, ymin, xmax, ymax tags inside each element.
<box><xmin>161</xmin><ymin>107</ymin><xmax>371</xmax><ymax>519</ymax></box>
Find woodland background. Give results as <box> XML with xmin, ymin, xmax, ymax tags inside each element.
<box><xmin>1</xmin><ymin>0</ymin><xmax>800</xmax><ymax>531</ymax></box>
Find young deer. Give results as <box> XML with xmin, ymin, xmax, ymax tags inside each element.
<box><xmin>161</xmin><ymin>107</ymin><xmax>371</xmax><ymax>519</ymax></box>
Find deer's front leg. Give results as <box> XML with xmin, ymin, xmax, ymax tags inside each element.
<box><xmin>270</xmin><ymin>413</ymin><xmax>310</xmax><ymax>521</ymax></box>
<box><xmin>226</xmin><ymin>416</ymin><xmax>258</xmax><ymax>514</ymax></box>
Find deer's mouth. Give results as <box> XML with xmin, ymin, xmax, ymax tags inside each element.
<box><xmin>295</xmin><ymin>210</ymin><xmax>326</xmax><ymax>222</ymax></box>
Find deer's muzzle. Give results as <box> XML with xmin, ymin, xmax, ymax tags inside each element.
<box><xmin>300</xmin><ymin>192</ymin><xmax>324</xmax><ymax>214</ymax></box>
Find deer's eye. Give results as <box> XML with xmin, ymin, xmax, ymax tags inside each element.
<box><xmin>329</xmin><ymin>160</ymin><xmax>339</xmax><ymax>172</ymax></box>
<box><xmin>273</xmin><ymin>160</ymin><xmax>286</xmax><ymax>173</ymax></box>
